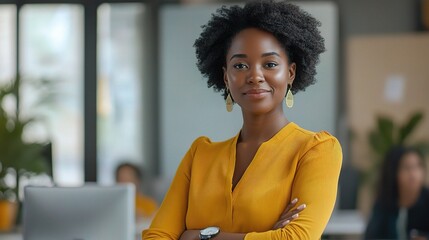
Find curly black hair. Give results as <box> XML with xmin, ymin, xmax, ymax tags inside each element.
<box><xmin>194</xmin><ymin>0</ymin><xmax>325</xmax><ymax>98</ymax></box>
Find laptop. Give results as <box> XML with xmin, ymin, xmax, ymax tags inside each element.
<box><xmin>23</xmin><ymin>184</ymin><xmax>135</xmax><ymax>240</ymax></box>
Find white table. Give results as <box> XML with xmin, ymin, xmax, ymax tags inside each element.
<box><xmin>1</xmin><ymin>212</ymin><xmax>364</xmax><ymax>240</ymax></box>
<box><xmin>0</xmin><ymin>233</ymin><xmax>22</xmax><ymax>240</ymax></box>
<box><xmin>0</xmin><ymin>219</ymin><xmax>150</xmax><ymax>240</ymax></box>
<box><xmin>324</xmin><ymin>210</ymin><xmax>365</xmax><ymax>238</ymax></box>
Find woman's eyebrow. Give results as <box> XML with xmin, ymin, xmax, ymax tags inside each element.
<box><xmin>261</xmin><ymin>52</ymin><xmax>280</xmax><ymax>57</ymax></box>
<box><xmin>229</xmin><ymin>54</ymin><xmax>247</xmax><ymax>61</ymax></box>
<box><xmin>229</xmin><ymin>52</ymin><xmax>280</xmax><ymax>61</ymax></box>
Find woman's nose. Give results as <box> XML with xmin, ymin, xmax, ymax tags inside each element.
<box><xmin>246</xmin><ymin>66</ymin><xmax>265</xmax><ymax>84</ymax></box>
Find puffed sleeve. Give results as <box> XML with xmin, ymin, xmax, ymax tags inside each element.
<box><xmin>245</xmin><ymin>132</ymin><xmax>343</xmax><ymax>240</ymax></box>
<box><xmin>142</xmin><ymin>137</ymin><xmax>203</xmax><ymax>240</ymax></box>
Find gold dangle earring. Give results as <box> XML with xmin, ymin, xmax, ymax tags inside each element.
<box><xmin>285</xmin><ymin>84</ymin><xmax>294</xmax><ymax>108</ymax></box>
<box><xmin>226</xmin><ymin>88</ymin><xmax>233</xmax><ymax>112</ymax></box>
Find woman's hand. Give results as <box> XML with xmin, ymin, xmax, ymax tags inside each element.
<box><xmin>179</xmin><ymin>198</ymin><xmax>306</xmax><ymax>240</ymax></box>
<box><xmin>272</xmin><ymin>198</ymin><xmax>306</xmax><ymax>229</ymax></box>
<box><xmin>180</xmin><ymin>230</ymin><xmax>245</xmax><ymax>240</ymax></box>
<box><xmin>179</xmin><ymin>230</ymin><xmax>199</xmax><ymax>240</ymax></box>
<box><xmin>412</xmin><ymin>237</ymin><xmax>428</xmax><ymax>240</ymax></box>
<box><xmin>410</xmin><ymin>229</ymin><xmax>429</xmax><ymax>240</ymax></box>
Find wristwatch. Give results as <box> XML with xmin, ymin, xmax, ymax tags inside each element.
<box><xmin>199</xmin><ymin>226</ymin><xmax>220</xmax><ymax>239</ymax></box>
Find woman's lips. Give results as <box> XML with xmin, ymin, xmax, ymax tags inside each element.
<box><xmin>243</xmin><ymin>89</ymin><xmax>271</xmax><ymax>95</ymax></box>
<box><xmin>243</xmin><ymin>89</ymin><xmax>272</xmax><ymax>99</ymax></box>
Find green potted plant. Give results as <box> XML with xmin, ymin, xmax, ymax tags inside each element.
<box><xmin>355</xmin><ymin>112</ymin><xmax>429</xmax><ymax>216</ymax></box>
<box><xmin>362</xmin><ymin>112</ymin><xmax>429</xmax><ymax>186</ymax></box>
<box><xmin>0</xmin><ymin>76</ymin><xmax>49</xmax><ymax>231</ymax></box>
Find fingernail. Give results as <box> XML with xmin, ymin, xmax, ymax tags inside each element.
<box><xmin>283</xmin><ymin>220</ymin><xmax>290</xmax><ymax>225</ymax></box>
<box><xmin>297</xmin><ymin>204</ymin><xmax>306</xmax><ymax>210</ymax></box>
<box><xmin>292</xmin><ymin>213</ymin><xmax>299</xmax><ymax>219</ymax></box>
<box><xmin>291</xmin><ymin>198</ymin><xmax>298</xmax><ymax>204</ymax></box>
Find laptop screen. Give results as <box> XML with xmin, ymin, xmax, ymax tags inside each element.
<box><xmin>23</xmin><ymin>184</ymin><xmax>135</xmax><ymax>240</ymax></box>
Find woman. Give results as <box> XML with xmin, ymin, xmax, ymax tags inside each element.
<box><xmin>143</xmin><ymin>1</ymin><xmax>342</xmax><ymax>239</ymax></box>
<box><xmin>365</xmin><ymin>146</ymin><xmax>429</xmax><ymax>240</ymax></box>
<box><xmin>116</xmin><ymin>163</ymin><xmax>158</xmax><ymax>218</ymax></box>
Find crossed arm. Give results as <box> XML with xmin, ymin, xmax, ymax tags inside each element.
<box><xmin>179</xmin><ymin>199</ymin><xmax>306</xmax><ymax>240</ymax></box>
<box><xmin>142</xmin><ymin>136</ymin><xmax>342</xmax><ymax>240</ymax></box>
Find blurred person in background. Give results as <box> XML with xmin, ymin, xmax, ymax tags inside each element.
<box><xmin>116</xmin><ymin>162</ymin><xmax>158</xmax><ymax>219</ymax></box>
<box><xmin>365</xmin><ymin>146</ymin><xmax>429</xmax><ymax>240</ymax></box>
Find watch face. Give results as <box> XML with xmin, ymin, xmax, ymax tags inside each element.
<box><xmin>201</xmin><ymin>226</ymin><xmax>219</xmax><ymax>236</ymax></box>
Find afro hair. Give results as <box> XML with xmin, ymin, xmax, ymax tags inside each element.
<box><xmin>194</xmin><ymin>0</ymin><xmax>325</xmax><ymax>98</ymax></box>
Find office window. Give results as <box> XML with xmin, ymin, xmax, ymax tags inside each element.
<box><xmin>0</xmin><ymin>5</ymin><xmax>16</xmax><ymax>83</ymax></box>
<box><xmin>20</xmin><ymin>4</ymin><xmax>84</xmax><ymax>186</ymax></box>
<box><xmin>97</xmin><ymin>3</ymin><xmax>146</xmax><ymax>184</ymax></box>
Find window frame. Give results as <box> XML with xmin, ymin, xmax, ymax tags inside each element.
<box><xmin>0</xmin><ymin>0</ymin><xmax>162</xmax><ymax>182</ymax></box>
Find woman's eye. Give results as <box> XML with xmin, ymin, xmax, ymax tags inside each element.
<box><xmin>265</xmin><ymin>62</ymin><xmax>278</xmax><ymax>68</ymax></box>
<box><xmin>233</xmin><ymin>63</ymin><xmax>248</xmax><ymax>69</ymax></box>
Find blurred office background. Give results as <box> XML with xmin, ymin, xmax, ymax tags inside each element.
<box><xmin>1</xmin><ymin>0</ymin><xmax>429</xmax><ymax>238</ymax></box>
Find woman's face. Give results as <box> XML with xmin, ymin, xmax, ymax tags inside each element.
<box><xmin>397</xmin><ymin>152</ymin><xmax>425</xmax><ymax>193</ymax></box>
<box><xmin>223</xmin><ymin>28</ymin><xmax>296</xmax><ymax>115</ymax></box>
<box><xmin>117</xmin><ymin>166</ymin><xmax>140</xmax><ymax>188</ymax></box>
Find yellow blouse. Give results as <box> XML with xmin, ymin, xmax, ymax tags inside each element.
<box><xmin>142</xmin><ymin>122</ymin><xmax>342</xmax><ymax>240</ymax></box>
<box><xmin>136</xmin><ymin>193</ymin><xmax>158</xmax><ymax>218</ymax></box>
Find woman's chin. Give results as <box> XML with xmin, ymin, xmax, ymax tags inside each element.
<box><xmin>239</xmin><ymin>106</ymin><xmax>279</xmax><ymax>116</ymax></box>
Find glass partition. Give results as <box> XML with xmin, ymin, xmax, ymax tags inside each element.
<box><xmin>20</xmin><ymin>4</ymin><xmax>84</xmax><ymax>186</ymax></box>
<box><xmin>97</xmin><ymin>3</ymin><xmax>146</xmax><ymax>184</ymax></box>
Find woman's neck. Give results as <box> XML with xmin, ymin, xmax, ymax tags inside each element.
<box><xmin>398</xmin><ymin>187</ymin><xmax>421</xmax><ymax>208</ymax></box>
<box><xmin>240</xmin><ymin>108</ymin><xmax>289</xmax><ymax>143</ymax></box>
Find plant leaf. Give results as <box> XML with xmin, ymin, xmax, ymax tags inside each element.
<box><xmin>377</xmin><ymin>116</ymin><xmax>395</xmax><ymax>146</ymax></box>
<box><xmin>369</xmin><ymin>130</ymin><xmax>390</xmax><ymax>155</ymax></box>
<box><xmin>399</xmin><ymin>112</ymin><xmax>424</xmax><ymax>144</ymax></box>
<box><xmin>0</xmin><ymin>76</ymin><xmax>50</xmax><ymax>195</ymax></box>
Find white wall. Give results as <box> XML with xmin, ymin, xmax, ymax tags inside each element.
<box><xmin>160</xmin><ymin>2</ymin><xmax>339</xmax><ymax>179</ymax></box>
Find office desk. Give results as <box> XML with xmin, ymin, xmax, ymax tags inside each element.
<box><xmin>0</xmin><ymin>219</ymin><xmax>150</xmax><ymax>240</ymax></box>
<box><xmin>0</xmin><ymin>233</ymin><xmax>21</xmax><ymax>240</ymax></box>
<box><xmin>1</xmin><ymin>212</ymin><xmax>364</xmax><ymax>240</ymax></box>
<box><xmin>324</xmin><ymin>210</ymin><xmax>365</xmax><ymax>239</ymax></box>
<box><xmin>0</xmin><ymin>232</ymin><xmax>142</xmax><ymax>240</ymax></box>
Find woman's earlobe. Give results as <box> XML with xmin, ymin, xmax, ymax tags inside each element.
<box><xmin>223</xmin><ymin>67</ymin><xmax>229</xmax><ymax>86</ymax></box>
<box><xmin>289</xmin><ymin>63</ymin><xmax>297</xmax><ymax>82</ymax></box>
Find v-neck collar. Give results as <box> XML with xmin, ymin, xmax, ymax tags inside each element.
<box><xmin>227</xmin><ymin>122</ymin><xmax>297</xmax><ymax>197</ymax></box>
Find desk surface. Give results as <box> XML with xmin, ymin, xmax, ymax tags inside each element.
<box><xmin>0</xmin><ymin>233</ymin><xmax>21</xmax><ymax>240</ymax></box>
<box><xmin>0</xmin><ymin>218</ymin><xmax>150</xmax><ymax>240</ymax></box>
<box><xmin>324</xmin><ymin>210</ymin><xmax>365</xmax><ymax>236</ymax></box>
<box><xmin>0</xmin><ymin>210</ymin><xmax>365</xmax><ymax>239</ymax></box>
<box><xmin>0</xmin><ymin>232</ymin><xmax>142</xmax><ymax>240</ymax></box>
